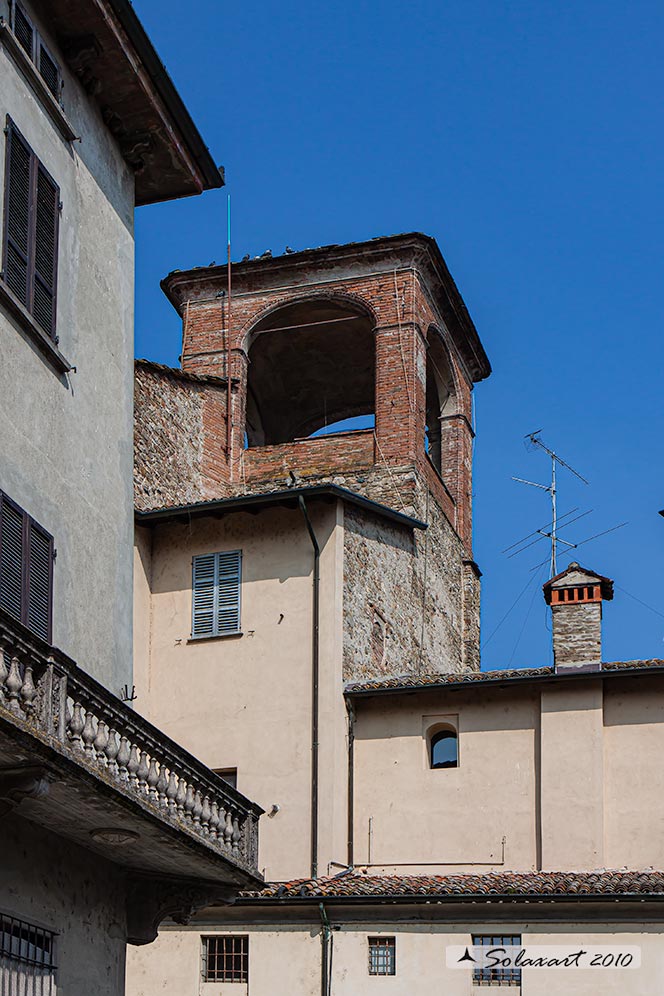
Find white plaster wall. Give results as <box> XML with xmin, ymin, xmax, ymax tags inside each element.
<box><xmin>2</xmin><ymin>812</ymin><xmax>127</xmax><ymax>995</ymax></box>
<box><xmin>0</xmin><ymin>2</ymin><xmax>135</xmax><ymax>693</ymax></box>
<box><xmin>127</xmin><ymin>920</ymin><xmax>664</xmax><ymax>996</ymax></box>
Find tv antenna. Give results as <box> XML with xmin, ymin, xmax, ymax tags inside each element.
<box><xmin>512</xmin><ymin>430</ymin><xmax>589</xmax><ymax>577</ymax></box>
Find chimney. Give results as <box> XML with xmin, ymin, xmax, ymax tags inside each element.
<box><xmin>543</xmin><ymin>562</ymin><xmax>614</xmax><ymax>672</ymax></box>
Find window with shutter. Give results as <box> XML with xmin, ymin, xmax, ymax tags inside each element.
<box><xmin>2</xmin><ymin>119</ymin><xmax>60</xmax><ymax>337</ymax></box>
<box><xmin>9</xmin><ymin>3</ymin><xmax>62</xmax><ymax>100</ymax></box>
<box><xmin>192</xmin><ymin>550</ymin><xmax>242</xmax><ymax>638</ymax></box>
<box><xmin>0</xmin><ymin>492</ymin><xmax>53</xmax><ymax>642</ymax></box>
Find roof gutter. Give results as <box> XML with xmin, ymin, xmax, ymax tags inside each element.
<box><xmin>136</xmin><ymin>485</ymin><xmax>427</xmax><ymax>533</ymax></box>
<box><xmin>238</xmin><ymin>891</ymin><xmax>664</xmax><ymax>908</ymax></box>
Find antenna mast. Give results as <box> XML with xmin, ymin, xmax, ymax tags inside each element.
<box><xmin>512</xmin><ymin>431</ymin><xmax>589</xmax><ymax>577</ymax></box>
<box><xmin>226</xmin><ymin>195</ymin><xmax>232</xmax><ymax>467</ymax></box>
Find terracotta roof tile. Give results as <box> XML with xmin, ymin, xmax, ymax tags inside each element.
<box><xmin>243</xmin><ymin>869</ymin><xmax>664</xmax><ymax>901</ymax></box>
<box><xmin>345</xmin><ymin>660</ymin><xmax>664</xmax><ymax>694</ymax></box>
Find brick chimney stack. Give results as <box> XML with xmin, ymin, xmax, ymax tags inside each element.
<box><xmin>543</xmin><ymin>563</ymin><xmax>614</xmax><ymax>672</ymax></box>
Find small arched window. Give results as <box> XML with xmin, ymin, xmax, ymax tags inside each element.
<box><xmin>430</xmin><ymin>728</ymin><xmax>458</xmax><ymax>769</ymax></box>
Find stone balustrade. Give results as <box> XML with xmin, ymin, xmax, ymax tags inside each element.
<box><xmin>0</xmin><ymin>608</ymin><xmax>261</xmax><ymax>875</ymax></box>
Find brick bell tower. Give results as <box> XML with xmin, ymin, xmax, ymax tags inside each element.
<box><xmin>159</xmin><ymin>233</ymin><xmax>491</xmax><ymax>670</ymax></box>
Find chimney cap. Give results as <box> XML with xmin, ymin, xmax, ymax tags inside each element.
<box><xmin>543</xmin><ymin>562</ymin><xmax>614</xmax><ymax>605</ymax></box>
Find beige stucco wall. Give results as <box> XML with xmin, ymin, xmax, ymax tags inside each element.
<box><xmin>352</xmin><ymin>677</ymin><xmax>664</xmax><ymax>874</ymax></box>
<box><xmin>127</xmin><ymin>919</ymin><xmax>664</xmax><ymax>996</ymax></box>
<box><xmin>133</xmin><ymin>501</ymin><xmax>347</xmax><ymax>881</ymax></box>
<box><xmin>0</xmin><ymin>1</ymin><xmax>135</xmax><ymax>692</ymax></box>
<box><xmin>353</xmin><ymin>688</ymin><xmax>538</xmax><ymax>870</ymax></box>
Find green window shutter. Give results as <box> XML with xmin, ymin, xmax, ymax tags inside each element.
<box><xmin>192</xmin><ymin>550</ymin><xmax>241</xmax><ymax>638</ymax></box>
<box><xmin>0</xmin><ymin>497</ymin><xmax>24</xmax><ymax>623</ymax></box>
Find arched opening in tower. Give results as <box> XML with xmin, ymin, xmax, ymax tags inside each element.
<box><xmin>245</xmin><ymin>299</ymin><xmax>375</xmax><ymax>447</ymax></box>
<box><xmin>425</xmin><ymin>327</ymin><xmax>456</xmax><ymax>477</ymax></box>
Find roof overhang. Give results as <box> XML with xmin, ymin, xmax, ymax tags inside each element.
<box><xmin>42</xmin><ymin>0</ymin><xmax>223</xmax><ymax>203</ymax></box>
<box><xmin>135</xmin><ymin>484</ymin><xmax>428</xmax><ymax>532</ymax></box>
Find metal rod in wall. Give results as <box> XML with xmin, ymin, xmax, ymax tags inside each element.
<box><xmin>299</xmin><ymin>494</ymin><xmax>320</xmax><ymax>880</ymax></box>
<box><xmin>226</xmin><ymin>195</ymin><xmax>233</xmax><ymax>466</ymax></box>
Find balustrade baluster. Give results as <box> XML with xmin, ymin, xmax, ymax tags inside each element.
<box><xmin>166</xmin><ymin>770</ymin><xmax>178</xmax><ymax>815</ymax></box>
<box><xmin>184</xmin><ymin>783</ymin><xmax>195</xmax><ymax>822</ymax></box>
<box><xmin>127</xmin><ymin>744</ymin><xmax>140</xmax><ymax>786</ymax></box>
<box><xmin>176</xmin><ymin>774</ymin><xmax>187</xmax><ymax>816</ymax></box>
<box><xmin>93</xmin><ymin>719</ymin><xmax>109</xmax><ymax>763</ymax></box>
<box><xmin>20</xmin><ymin>661</ymin><xmax>37</xmax><ymax>715</ymax></box>
<box><xmin>156</xmin><ymin>763</ymin><xmax>169</xmax><ymax>807</ymax></box>
<box><xmin>232</xmin><ymin>815</ymin><xmax>241</xmax><ymax>856</ymax></box>
<box><xmin>81</xmin><ymin>709</ymin><xmax>96</xmax><ymax>753</ymax></box>
<box><xmin>6</xmin><ymin>656</ymin><xmax>23</xmax><ymax>714</ymax></box>
<box><xmin>136</xmin><ymin>749</ymin><xmax>150</xmax><ymax>792</ymax></box>
<box><xmin>105</xmin><ymin>729</ymin><xmax>119</xmax><ymax>773</ymax></box>
<box><xmin>201</xmin><ymin>795</ymin><xmax>211</xmax><ymax>836</ymax></box>
<box><xmin>192</xmin><ymin>789</ymin><xmax>203</xmax><ymax>827</ymax></box>
<box><xmin>117</xmin><ymin>736</ymin><xmax>131</xmax><ymax>780</ymax></box>
<box><xmin>0</xmin><ymin>642</ymin><xmax>8</xmax><ymax>698</ymax></box>
<box><xmin>209</xmin><ymin>800</ymin><xmax>220</xmax><ymax>841</ymax></box>
<box><xmin>68</xmin><ymin>701</ymin><xmax>84</xmax><ymax>747</ymax></box>
<box><xmin>224</xmin><ymin>810</ymin><xmax>233</xmax><ymax>849</ymax></box>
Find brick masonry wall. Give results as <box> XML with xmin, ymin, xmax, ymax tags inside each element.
<box><xmin>342</xmin><ymin>491</ymin><xmax>470</xmax><ymax>682</ymax></box>
<box><xmin>552</xmin><ymin>602</ymin><xmax>602</xmax><ymax>668</ymax></box>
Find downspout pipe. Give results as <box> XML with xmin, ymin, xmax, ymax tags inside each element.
<box><xmin>346</xmin><ymin>699</ymin><xmax>355</xmax><ymax>867</ymax></box>
<box><xmin>299</xmin><ymin>495</ymin><xmax>320</xmax><ymax>880</ymax></box>
<box><xmin>319</xmin><ymin>902</ymin><xmax>331</xmax><ymax>996</ymax></box>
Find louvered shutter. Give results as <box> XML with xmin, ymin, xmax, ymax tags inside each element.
<box><xmin>4</xmin><ymin>126</ymin><xmax>31</xmax><ymax>307</ymax></box>
<box><xmin>33</xmin><ymin>165</ymin><xmax>58</xmax><ymax>335</ymax></box>
<box><xmin>12</xmin><ymin>3</ymin><xmax>34</xmax><ymax>59</ymax></box>
<box><xmin>217</xmin><ymin>551</ymin><xmax>241</xmax><ymax>634</ymax></box>
<box><xmin>38</xmin><ymin>43</ymin><xmax>60</xmax><ymax>99</ymax></box>
<box><xmin>192</xmin><ymin>554</ymin><xmax>216</xmax><ymax>638</ymax></box>
<box><xmin>27</xmin><ymin>522</ymin><xmax>52</xmax><ymax>641</ymax></box>
<box><xmin>0</xmin><ymin>498</ymin><xmax>24</xmax><ymax>623</ymax></box>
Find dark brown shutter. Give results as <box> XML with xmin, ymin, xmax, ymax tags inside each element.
<box><xmin>12</xmin><ymin>3</ymin><xmax>34</xmax><ymax>59</ymax></box>
<box><xmin>27</xmin><ymin>522</ymin><xmax>52</xmax><ymax>641</ymax></box>
<box><xmin>33</xmin><ymin>165</ymin><xmax>58</xmax><ymax>335</ymax></box>
<box><xmin>4</xmin><ymin>125</ymin><xmax>31</xmax><ymax>307</ymax></box>
<box><xmin>3</xmin><ymin>121</ymin><xmax>60</xmax><ymax>338</ymax></box>
<box><xmin>38</xmin><ymin>43</ymin><xmax>60</xmax><ymax>100</ymax></box>
<box><xmin>0</xmin><ymin>497</ymin><xmax>24</xmax><ymax>623</ymax></box>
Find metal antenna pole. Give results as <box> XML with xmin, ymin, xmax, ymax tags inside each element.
<box><xmin>550</xmin><ymin>454</ymin><xmax>557</xmax><ymax>576</ymax></box>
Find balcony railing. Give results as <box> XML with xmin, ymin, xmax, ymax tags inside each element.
<box><xmin>0</xmin><ymin>608</ymin><xmax>261</xmax><ymax>876</ymax></box>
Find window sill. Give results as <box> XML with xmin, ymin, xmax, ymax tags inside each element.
<box><xmin>0</xmin><ymin>279</ymin><xmax>72</xmax><ymax>374</ymax></box>
<box><xmin>187</xmin><ymin>632</ymin><xmax>243</xmax><ymax>644</ymax></box>
<box><xmin>0</xmin><ymin>19</ymin><xmax>78</xmax><ymax>143</ymax></box>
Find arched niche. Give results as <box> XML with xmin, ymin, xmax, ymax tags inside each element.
<box><xmin>245</xmin><ymin>297</ymin><xmax>376</xmax><ymax>447</ymax></box>
<box><xmin>424</xmin><ymin>326</ymin><xmax>457</xmax><ymax>475</ymax></box>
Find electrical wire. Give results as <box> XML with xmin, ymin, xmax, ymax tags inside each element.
<box><xmin>481</xmin><ymin>570</ymin><xmax>542</xmax><ymax>650</ymax></box>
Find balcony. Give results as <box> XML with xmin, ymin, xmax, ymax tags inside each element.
<box><xmin>0</xmin><ymin>608</ymin><xmax>263</xmax><ymax>941</ymax></box>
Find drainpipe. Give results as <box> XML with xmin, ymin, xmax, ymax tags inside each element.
<box><xmin>346</xmin><ymin>700</ymin><xmax>355</xmax><ymax>867</ymax></box>
<box><xmin>319</xmin><ymin>902</ymin><xmax>332</xmax><ymax>996</ymax></box>
<box><xmin>299</xmin><ymin>495</ymin><xmax>320</xmax><ymax>880</ymax></box>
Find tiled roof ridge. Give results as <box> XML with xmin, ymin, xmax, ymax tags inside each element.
<box><xmin>242</xmin><ymin>868</ymin><xmax>664</xmax><ymax>900</ymax></box>
<box><xmin>345</xmin><ymin>659</ymin><xmax>664</xmax><ymax>693</ymax></box>
<box><xmin>135</xmin><ymin>357</ymin><xmax>227</xmax><ymax>387</ymax></box>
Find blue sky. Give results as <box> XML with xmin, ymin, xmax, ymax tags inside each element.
<box><xmin>133</xmin><ymin>0</ymin><xmax>664</xmax><ymax>670</ymax></box>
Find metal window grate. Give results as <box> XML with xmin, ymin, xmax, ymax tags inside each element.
<box><xmin>203</xmin><ymin>934</ymin><xmax>248</xmax><ymax>983</ymax></box>
<box><xmin>368</xmin><ymin>936</ymin><xmax>396</xmax><ymax>976</ymax></box>
<box><xmin>0</xmin><ymin>914</ymin><xmax>56</xmax><ymax>995</ymax></box>
<box><xmin>472</xmin><ymin>934</ymin><xmax>521</xmax><ymax>986</ymax></box>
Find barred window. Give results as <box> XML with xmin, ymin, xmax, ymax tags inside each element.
<box><xmin>0</xmin><ymin>913</ymin><xmax>56</xmax><ymax>995</ymax></box>
<box><xmin>192</xmin><ymin>550</ymin><xmax>241</xmax><ymax>638</ymax></box>
<box><xmin>472</xmin><ymin>934</ymin><xmax>522</xmax><ymax>986</ymax></box>
<box><xmin>203</xmin><ymin>935</ymin><xmax>248</xmax><ymax>983</ymax></box>
<box><xmin>368</xmin><ymin>936</ymin><xmax>396</xmax><ymax>976</ymax></box>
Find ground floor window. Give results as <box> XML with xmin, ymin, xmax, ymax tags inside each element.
<box><xmin>203</xmin><ymin>934</ymin><xmax>248</xmax><ymax>983</ymax></box>
<box><xmin>368</xmin><ymin>936</ymin><xmax>396</xmax><ymax>975</ymax></box>
<box><xmin>472</xmin><ymin>934</ymin><xmax>521</xmax><ymax>986</ymax></box>
<box><xmin>0</xmin><ymin>913</ymin><xmax>56</xmax><ymax>995</ymax></box>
